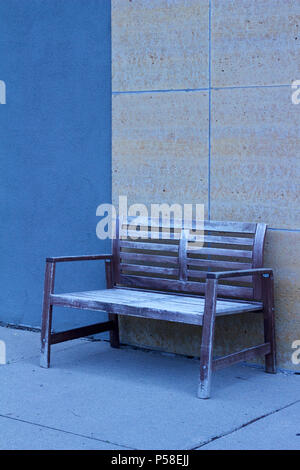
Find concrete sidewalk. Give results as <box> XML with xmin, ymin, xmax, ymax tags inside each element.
<box><xmin>0</xmin><ymin>325</ymin><xmax>299</xmax><ymax>450</ymax></box>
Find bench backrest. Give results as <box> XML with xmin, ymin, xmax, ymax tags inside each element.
<box><xmin>112</xmin><ymin>217</ymin><xmax>267</xmax><ymax>301</ymax></box>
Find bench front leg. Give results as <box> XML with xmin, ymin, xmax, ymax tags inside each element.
<box><xmin>105</xmin><ymin>260</ymin><xmax>120</xmax><ymax>348</ymax></box>
<box><xmin>198</xmin><ymin>278</ymin><xmax>218</xmax><ymax>399</ymax></box>
<box><xmin>40</xmin><ymin>261</ymin><xmax>56</xmax><ymax>368</ymax></box>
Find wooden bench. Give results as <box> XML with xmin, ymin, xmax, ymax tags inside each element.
<box><xmin>41</xmin><ymin>217</ymin><xmax>276</xmax><ymax>398</ymax></box>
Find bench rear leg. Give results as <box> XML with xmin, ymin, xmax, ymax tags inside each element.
<box><xmin>198</xmin><ymin>279</ymin><xmax>218</xmax><ymax>399</ymax></box>
<box><xmin>40</xmin><ymin>261</ymin><xmax>55</xmax><ymax>368</ymax></box>
<box><xmin>262</xmin><ymin>273</ymin><xmax>276</xmax><ymax>374</ymax></box>
<box><xmin>108</xmin><ymin>313</ymin><xmax>120</xmax><ymax>348</ymax></box>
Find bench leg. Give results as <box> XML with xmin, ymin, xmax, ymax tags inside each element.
<box><xmin>40</xmin><ymin>261</ymin><xmax>55</xmax><ymax>368</ymax></box>
<box><xmin>108</xmin><ymin>313</ymin><xmax>120</xmax><ymax>348</ymax></box>
<box><xmin>262</xmin><ymin>273</ymin><xmax>276</xmax><ymax>374</ymax></box>
<box><xmin>105</xmin><ymin>260</ymin><xmax>120</xmax><ymax>349</ymax></box>
<box><xmin>198</xmin><ymin>279</ymin><xmax>218</xmax><ymax>399</ymax></box>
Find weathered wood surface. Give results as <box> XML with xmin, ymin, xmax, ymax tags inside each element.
<box><xmin>50</xmin><ymin>288</ymin><xmax>263</xmax><ymax>326</ymax></box>
<box><xmin>40</xmin><ymin>261</ymin><xmax>56</xmax><ymax>368</ymax></box>
<box><xmin>187</xmin><ymin>259</ymin><xmax>252</xmax><ymax>270</ymax></box>
<box><xmin>119</xmin><ymin>275</ymin><xmax>254</xmax><ymax>299</ymax></box>
<box><xmin>121</xmin><ymin>264</ymin><xmax>179</xmax><ymax>276</ymax></box>
<box><xmin>262</xmin><ymin>272</ymin><xmax>276</xmax><ymax>373</ymax></box>
<box><xmin>120</xmin><ymin>252</ymin><xmax>178</xmax><ymax>265</ymax></box>
<box><xmin>124</xmin><ymin>216</ymin><xmax>257</xmax><ymax>233</ymax></box>
<box><xmin>179</xmin><ymin>229</ymin><xmax>188</xmax><ymax>281</ymax></box>
<box><xmin>206</xmin><ymin>268</ymin><xmax>273</xmax><ymax>279</ymax></box>
<box><xmin>120</xmin><ymin>235</ymin><xmax>254</xmax><ymax>249</ymax></box>
<box><xmin>198</xmin><ymin>278</ymin><xmax>218</xmax><ymax>398</ymax></box>
<box><xmin>252</xmin><ymin>223</ymin><xmax>268</xmax><ymax>301</ymax></box>
<box><xmin>212</xmin><ymin>342</ymin><xmax>271</xmax><ymax>371</ymax></box>
<box><xmin>105</xmin><ymin>259</ymin><xmax>120</xmax><ymax>348</ymax></box>
<box><xmin>117</xmin><ymin>219</ymin><xmax>267</xmax><ymax>301</ymax></box>
<box><xmin>120</xmin><ymin>240</ymin><xmax>178</xmax><ymax>252</ymax></box>
<box><xmin>46</xmin><ymin>254</ymin><xmax>113</xmax><ymax>263</ymax></box>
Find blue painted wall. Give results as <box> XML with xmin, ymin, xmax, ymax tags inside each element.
<box><xmin>0</xmin><ymin>0</ymin><xmax>111</xmax><ymax>331</ymax></box>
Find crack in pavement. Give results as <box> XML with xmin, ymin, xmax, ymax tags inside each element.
<box><xmin>190</xmin><ymin>399</ymin><xmax>300</xmax><ymax>449</ymax></box>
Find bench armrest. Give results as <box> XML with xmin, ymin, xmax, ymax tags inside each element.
<box><xmin>43</xmin><ymin>254</ymin><xmax>113</xmax><ymax>296</ymax></box>
<box><xmin>46</xmin><ymin>254</ymin><xmax>113</xmax><ymax>263</ymax></box>
<box><xmin>206</xmin><ymin>268</ymin><xmax>273</xmax><ymax>280</ymax></box>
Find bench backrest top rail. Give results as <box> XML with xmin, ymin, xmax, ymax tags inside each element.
<box><xmin>112</xmin><ymin>217</ymin><xmax>267</xmax><ymax>301</ymax></box>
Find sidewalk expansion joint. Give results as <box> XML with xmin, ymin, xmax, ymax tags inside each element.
<box><xmin>0</xmin><ymin>413</ymin><xmax>135</xmax><ymax>450</ymax></box>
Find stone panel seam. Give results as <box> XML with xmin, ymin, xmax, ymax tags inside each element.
<box><xmin>112</xmin><ymin>84</ymin><xmax>291</xmax><ymax>95</ymax></box>
<box><xmin>208</xmin><ymin>0</ymin><xmax>212</xmax><ymax>219</ymax></box>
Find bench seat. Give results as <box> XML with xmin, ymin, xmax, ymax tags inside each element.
<box><xmin>51</xmin><ymin>288</ymin><xmax>263</xmax><ymax>326</ymax></box>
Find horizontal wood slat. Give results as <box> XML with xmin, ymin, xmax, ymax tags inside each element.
<box><xmin>187</xmin><ymin>259</ymin><xmax>252</xmax><ymax>270</ymax></box>
<box><xmin>121</xmin><ymin>229</ymin><xmax>254</xmax><ymax>244</ymax></box>
<box><xmin>119</xmin><ymin>275</ymin><xmax>254</xmax><ymax>299</ymax></box>
<box><xmin>120</xmin><ymin>240</ymin><xmax>179</xmax><ymax>252</ymax></box>
<box><xmin>187</xmin><ymin>246</ymin><xmax>253</xmax><ymax>258</ymax></box>
<box><xmin>120</xmin><ymin>252</ymin><xmax>178</xmax><ymax>265</ymax></box>
<box><xmin>123</xmin><ymin>229</ymin><xmax>182</xmax><ymax>241</ymax></box>
<box><xmin>121</xmin><ymin>264</ymin><xmax>178</xmax><ymax>277</ymax></box>
<box><xmin>200</xmin><ymin>234</ymin><xmax>254</xmax><ymax>246</ymax></box>
<box><xmin>124</xmin><ymin>217</ymin><xmax>257</xmax><ymax>233</ymax></box>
